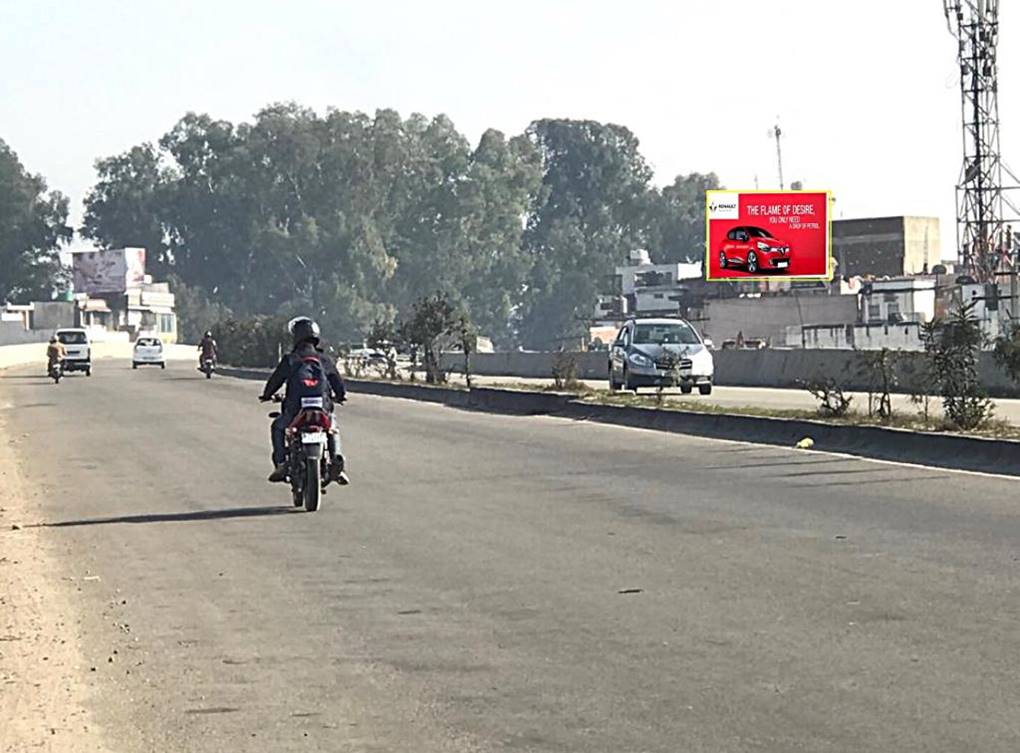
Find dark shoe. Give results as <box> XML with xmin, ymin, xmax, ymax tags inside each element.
<box><xmin>337</xmin><ymin>470</ymin><xmax>350</xmax><ymax>485</ymax></box>
<box><xmin>268</xmin><ymin>464</ymin><xmax>288</xmax><ymax>483</ymax></box>
<box><xmin>328</xmin><ymin>455</ymin><xmax>347</xmax><ymax>484</ymax></box>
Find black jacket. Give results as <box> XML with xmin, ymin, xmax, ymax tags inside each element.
<box><xmin>260</xmin><ymin>342</ymin><xmax>346</xmax><ymax>414</ymax></box>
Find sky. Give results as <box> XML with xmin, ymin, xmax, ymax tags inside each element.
<box><xmin>2</xmin><ymin>0</ymin><xmax>1017</xmax><ymax>263</ymax></box>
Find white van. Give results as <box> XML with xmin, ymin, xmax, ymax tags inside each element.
<box><xmin>55</xmin><ymin>328</ymin><xmax>92</xmax><ymax>376</ymax></box>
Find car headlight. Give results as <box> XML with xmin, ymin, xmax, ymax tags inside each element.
<box><xmin>628</xmin><ymin>352</ymin><xmax>653</xmax><ymax>367</ymax></box>
<box><xmin>757</xmin><ymin>241</ymin><xmax>770</xmax><ymax>251</ymax></box>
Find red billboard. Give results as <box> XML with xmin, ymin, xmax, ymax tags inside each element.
<box><xmin>705</xmin><ymin>190</ymin><xmax>831</xmax><ymax>281</ymax></box>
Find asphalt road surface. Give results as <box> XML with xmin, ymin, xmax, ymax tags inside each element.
<box><xmin>2</xmin><ymin>360</ymin><xmax>1020</xmax><ymax>752</ymax></box>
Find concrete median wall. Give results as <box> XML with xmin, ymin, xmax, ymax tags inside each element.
<box><xmin>712</xmin><ymin>349</ymin><xmax>1020</xmax><ymax>397</ymax></box>
<box><xmin>441</xmin><ymin>348</ymin><xmax>1020</xmax><ymax>397</ymax></box>
<box><xmin>440</xmin><ymin>351</ymin><xmax>608</xmax><ymax>379</ymax></box>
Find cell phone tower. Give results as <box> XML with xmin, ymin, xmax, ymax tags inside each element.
<box><xmin>944</xmin><ymin>0</ymin><xmax>1020</xmax><ymax>281</ymax></box>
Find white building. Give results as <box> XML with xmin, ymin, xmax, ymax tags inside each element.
<box><xmin>860</xmin><ymin>277</ymin><xmax>936</xmax><ymax>325</ymax></box>
<box><xmin>594</xmin><ymin>249</ymin><xmax>702</xmax><ymax>321</ymax></box>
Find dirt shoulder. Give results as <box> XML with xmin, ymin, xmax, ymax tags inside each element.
<box><xmin>0</xmin><ymin>409</ymin><xmax>112</xmax><ymax>753</ymax></box>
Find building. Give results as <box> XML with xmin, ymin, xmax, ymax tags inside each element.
<box><xmin>71</xmin><ymin>248</ymin><xmax>178</xmax><ymax>342</ymax></box>
<box><xmin>593</xmin><ymin>250</ymin><xmax>702</xmax><ymax>322</ymax></box>
<box><xmin>860</xmin><ymin>276</ymin><xmax>937</xmax><ymax>325</ymax></box>
<box><xmin>702</xmin><ymin>291</ymin><xmax>859</xmax><ymax>347</ymax></box>
<box><xmin>832</xmin><ymin>216</ymin><xmax>941</xmax><ymax>277</ymax></box>
<box><xmin>787</xmin><ymin>322</ymin><xmax>927</xmax><ymax>350</ymax></box>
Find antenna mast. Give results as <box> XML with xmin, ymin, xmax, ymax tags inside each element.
<box><xmin>769</xmin><ymin>122</ymin><xmax>784</xmax><ymax>190</ymax></box>
<box><xmin>944</xmin><ymin>0</ymin><xmax>1020</xmax><ymax>281</ymax></box>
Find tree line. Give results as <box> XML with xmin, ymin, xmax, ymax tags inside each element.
<box><xmin>0</xmin><ymin>107</ymin><xmax>717</xmax><ymax>347</ymax></box>
<box><xmin>80</xmin><ymin>104</ymin><xmax>719</xmax><ymax>346</ymax></box>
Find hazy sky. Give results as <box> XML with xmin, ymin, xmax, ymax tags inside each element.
<box><xmin>3</xmin><ymin>0</ymin><xmax>1018</xmax><ymax>262</ymax></box>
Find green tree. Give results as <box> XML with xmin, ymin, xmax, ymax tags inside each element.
<box><xmin>0</xmin><ymin>138</ymin><xmax>71</xmax><ymax>302</ymax></box>
<box><xmin>400</xmin><ymin>292</ymin><xmax>460</xmax><ymax>384</ymax></box>
<box><xmin>81</xmin><ymin>143</ymin><xmax>170</xmax><ymax>276</ymax></box>
<box><xmin>646</xmin><ymin>172</ymin><xmax>722</xmax><ymax>264</ymax></box>
<box><xmin>168</xmin><ymin>275</ymin><xmax>232</xmax><ymax>344</ymax></box>
<box><xmin>518</xmin><ymin>119</ymin><xmax>653</xmax><ymax>349</ymax></box>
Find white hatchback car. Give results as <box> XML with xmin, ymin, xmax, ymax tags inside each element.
<box><xmin>132</xmin><ymin>337</ymin><xmax>166</xmax><ymax>369</ymax></box>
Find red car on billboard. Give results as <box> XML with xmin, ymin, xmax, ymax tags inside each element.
<box><xmin>718</xmin><ymin>226</ymin><xmax>791</xmax><ymax>274</ymax></box>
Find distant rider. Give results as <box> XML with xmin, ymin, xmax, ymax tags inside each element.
<box><xmin>259</xmin><ymin>317</ymin><xmax>349</xmax><ymax>485</ymax></box>
<box><xmin>46</xmin><ymin>335</ymin><xmax>66</xmax><ymax>372</ymax></box>
<box><xmin>198</xmin><ymin>331</ymin><xmax>218</xmax><ymax>368</ymax></box>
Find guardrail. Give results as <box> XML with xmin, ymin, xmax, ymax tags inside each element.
<box><xmin>218</xmin><ymin>367</ymin><xmax>1020</xmax><ymax>477</ymax></box>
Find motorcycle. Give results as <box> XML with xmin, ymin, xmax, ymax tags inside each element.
<box><xmin>48</xmin><ymin>359</ymin><xmax>63</xmax><ymax>384</ymax></box>
<box><xmin>200</xmin><ymin>357</ymin><xmax>216</xmax><ymax>379</ymax></box>
<box><xmin>265</xmin><ymin>394</ymin><xmax>343</xmax><ymax>512</ymax></box>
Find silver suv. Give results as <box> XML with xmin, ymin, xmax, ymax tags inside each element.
<box><xmin>608</xmin><ymin>318</ymin><xmax>714</xmax><ymax>394</ymax></box>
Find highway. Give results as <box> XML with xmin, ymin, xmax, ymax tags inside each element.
<box><xmin>2</xmin><ymin>360</ymin><xmax>1020</xmax><ymax>752</ymax></box>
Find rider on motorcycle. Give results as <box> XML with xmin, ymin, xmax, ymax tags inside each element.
<box><xmin>259</xmin><ymin>317</ymin><xmax>349</xmax><ymax>485</ymax></box>
<box><xmin>46</xmin><ymin>335</ymin><xmax>66</xmax><ymax>373</ymax></box>
<box><xmin>198</xmin><ymin>331</ymin><xmax>218</xmax><ymax>368</ymax></box>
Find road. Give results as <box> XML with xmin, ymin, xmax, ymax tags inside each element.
<box><xmin>2</xmin><ymin>360</ymin><xmax>1019</xmax><ymax>752</ymax></box>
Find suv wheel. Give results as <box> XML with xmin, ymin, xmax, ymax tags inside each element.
<box><xmin>699</xmin><ymin>383</ymin><xmax>713</xmax><ymax>396</ymax></box>
<box><xmin>623</xmin><ymin>367</ymin><xmax>637</xmax><ymax>393</ymax></box>
<box><xmin>608</xmin><ymin>366</ymin><xmax>620</xmax><ymax>392</ymax></box>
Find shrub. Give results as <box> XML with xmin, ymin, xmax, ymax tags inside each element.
<box><xmin>923</xmin><ymin>301</ymin><xmax>993</xmax><ymax>430</ymax></box>
<box><xmin>801</xmin><ymin>376</ymin><xmax>853</xmax><ymax>418</ymax></box>
<box><xmin>212</xmin><ymin>315</ymin><xmax>290</xmax><ymax>368</ymax></box>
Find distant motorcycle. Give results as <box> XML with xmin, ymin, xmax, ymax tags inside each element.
<box><xmin>199</xmin><ymin>357</ymin><xmax>216</xmax><ymax>379</ymax></box>
<box><xmin>265</xmin><ymin>394</ymin><xmax>343</xmax><ymax>512</ymax></box>
<box><xmin>48</xmin><ymin>360</ymin><xmax>63</xmax><ymax>384</ymax></box>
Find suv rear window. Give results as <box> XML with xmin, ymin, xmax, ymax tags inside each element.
<box><xmin>136</xmin><ymin>338</ymin><xmax>160</xmax><ymax>347</ymax></box>
<box><xmin>57</xmin><ymin>331</ymin><xmax>87</xmax><ymax>344</ymax></box>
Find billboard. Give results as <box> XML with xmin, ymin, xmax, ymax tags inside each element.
<box><xmin>72</xmin><ymin>248</ymin><xmax>146</xmax><ymax>295</ymax></box>
<box><xmin>705</xmin><ymin>191</ymin><xmax>831</xmax><ymax>281</ymax></box>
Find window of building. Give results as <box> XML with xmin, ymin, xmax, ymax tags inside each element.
<box><xmin>159</xmin><ymin>313</ymin><xmax>176</xmax><ymax>333</ymax></box>
<box><xmin>868</xmin><ymin>303</ymin><xmax>881</xmax><ymax>320</ymax></box>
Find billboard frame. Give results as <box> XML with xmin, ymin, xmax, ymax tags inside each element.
<box><xmin>704</xmin><ymin>189</ymin><xmax>834</xmax><ymax>283</ymax></box>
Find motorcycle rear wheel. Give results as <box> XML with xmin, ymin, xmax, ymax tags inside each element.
<box><xmin>303</xmin><ymin>458</ymin><xmax>321</xmax><ymax>512</ymax></box>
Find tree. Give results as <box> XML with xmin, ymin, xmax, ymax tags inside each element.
<box><xmin>0</xmin><ymin>138</ymin><xmax>72</xmax><ymax>302</ymax></box>
<box><xmin>400</xmin><ymin>292</ymin><xmax>460</xmax><ymax>384</ymax></box>
<box><xmin>646</xmin><ymin>172</ymin><xmax>722</xmax><ymax>264</ymax></box>
<box><xmin>81</xmin><ymin>143</ymin><xmax>170</xmax><ymax>276</ymax></box>
<box><xmin>81</xmin><ymin>106</ymin><xmax>698</xmax><ymax>351</ymax></box>
<box><xmin>517</xmin><ymin>119</ymin><xmax>653</xmax><ymax>349</ymax></box>
<box><xmin>168</xmin><ymin>275</ymin><xmax>232</xmax><ymax>345</ymax></box>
